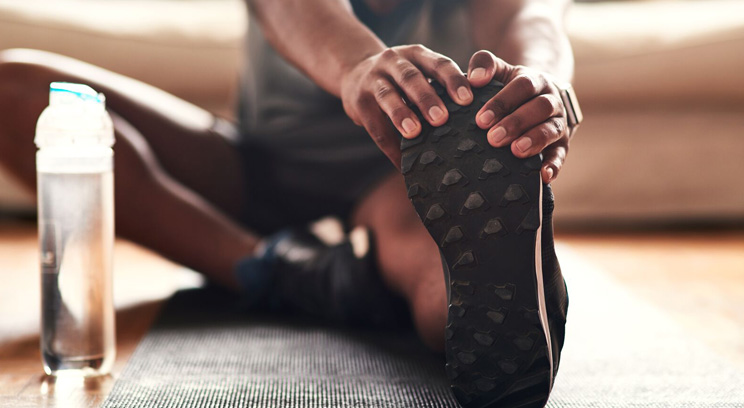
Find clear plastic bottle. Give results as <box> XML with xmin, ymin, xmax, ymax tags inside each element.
<box><xmin>35</xmin><ymin>82</ymin><xmax>116</xmax><ymax>376</ymax></box>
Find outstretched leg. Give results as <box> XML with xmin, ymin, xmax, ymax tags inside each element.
<box><xmin>356</xmin><ymin>80</ymin><xmax>567</xmax><ymax>408</ymax></box>
<box><xmin>0</xmin><ymin>49</ymin><xmax>257</xmax><ymax>289</ymax></box>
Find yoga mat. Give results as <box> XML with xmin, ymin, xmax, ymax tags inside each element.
<box><xmin>102</xmin><ymin>249</ymin><xmax>744</xmax><ymax>407</ymax></box>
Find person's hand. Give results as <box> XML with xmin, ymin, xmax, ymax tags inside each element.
<box><xmin>340</xmin><ymin>45</ymin><xmax>473</xmax><ymax>168</ymax></box>
<box><xmin>468</xmin><ymin>50</ymin><xmax>570</xmax><ymax>184</ymax></box>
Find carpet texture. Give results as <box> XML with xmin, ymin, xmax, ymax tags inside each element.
<box><xmin>102</xmin><ymin>249</ymin><xmax>744</xmax><ymax>407</ymax></box>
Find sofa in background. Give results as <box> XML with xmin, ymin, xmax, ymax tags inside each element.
<box><xmin>1</xmin><ymin>0</ymin><xmax>742</xmax><ymax>227</ymax></box>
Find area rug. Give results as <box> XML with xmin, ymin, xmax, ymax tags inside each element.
<box><xmin>102</xmin><ymin>248</ymin><xmax>744</xmax><ymax>407</ymax></box>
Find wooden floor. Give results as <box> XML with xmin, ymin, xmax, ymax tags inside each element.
<box><xmin>0</xmin><ymin>220</ymin><xmax>742</xmax><ymax>407</ymax></box>
<box><xmin>560</xmin><ymin>231</ymin><xmax>744</xmax><ymax>370</ymax></box>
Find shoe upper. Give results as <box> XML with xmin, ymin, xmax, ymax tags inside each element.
<box><xmin>263</xmin><ymin>227</ymin><xmax>411</xmax><ymax>328</ymax></box>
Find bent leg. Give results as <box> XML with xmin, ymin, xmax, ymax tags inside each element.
<box><xmin>0</xmin><ymin>49</ymin><xmax>257</xmax><ymax>289</ymax></box>
<box><xmin>351</xmin><ymin>173</ymin><xmax>447</xmax><ymax>351</ymax></box>
<box><xmin>0</xmin><ymin>48</ymin><xmax>246</xmax><ymax>218</ymax></box>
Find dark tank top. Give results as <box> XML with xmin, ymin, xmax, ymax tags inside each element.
<box><xmin>237</xmin><ymin>0</ymin><xmax>474</xmax><ymax>140</ymax></box>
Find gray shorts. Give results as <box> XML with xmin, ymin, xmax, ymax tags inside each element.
<box><xmin>232</xmin><ymin>113</ymin><xmax>395</xmax><ymax>235</ymax></box>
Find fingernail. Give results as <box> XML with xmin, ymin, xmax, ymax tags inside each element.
<box><xmin>478</xmin><ymin>110</ymin><xmax>495</xmax><ymax>126</ymax></box>
<box><xmin>457</xmin><ymin>86</ymin><xmax>471</xmax><ymax>102</ymax></box>
<box><xmin>546</xmin><ymin>167</ymin><xmax>554</xmax><ymax>181</ymax></box>
<box><xmin>401</xmin><ymin>118</ymin><xmax>417</xmax><ymax>135</ymax></box>
<box><xmin>470</xmin><ymin>68</ymin><xmax>486</xmax><ymax>82</ymax></box>
<box><xmin>515</xmin><ymin>137</ymin><xmax>532</xmax><ymax>152</ymax></box>
<box><xmin>489</xmin><ymin>126</ymin><xmax>507</xmax><ymax>144</ymax></box>
<box><xmin>429</xmin><ymin>106</ymin><xmax>445</xmax><ymax>122</ymax></box>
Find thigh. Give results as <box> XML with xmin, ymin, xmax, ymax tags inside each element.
<box><xmin>0</xmin><ymin>48</ymin><xmax>247</xmax><ymax>219</ymax></box>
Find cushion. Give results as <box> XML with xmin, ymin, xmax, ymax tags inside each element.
<box><xmin>0</xmin><ymin>0</ymin><xmax>246</xmax><ymax>111</ymax></box>
<box><xmin>568</xmin><ymin>0</ymin><xmax>744</xmax><ymax>106</ymax></box>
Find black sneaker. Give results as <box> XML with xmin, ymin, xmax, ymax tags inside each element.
<box><xmin>402</xmin><ymin>80</ymin><xmax>567</xmax><ymax>408</ymax></box>
<box><xmin>235</xmin><ymin>226</ymin><xmax>410</xmax><ymax>328</ymax></box>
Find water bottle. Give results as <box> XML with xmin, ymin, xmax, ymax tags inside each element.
<box><xmin>35</xmin><ymin>82</ymin><xmax>116</xmax><ymax>376</ymax></box>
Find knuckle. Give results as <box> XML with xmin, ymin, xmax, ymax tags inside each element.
<box><xmin>555</xmin><ymin>118</ymin><xmax>568</xmax><ymax>136</ymax></box>
<box><xmin>549</xmin><ymin>94</ymin><xmax>564</xmax><ymax>114</ymax></box>
<box><xmin>374</xmin><ymin>83</ymin><xmax>395</xmax><ymax>101</ymax></box>
<box><xmin>536</xmin><ymin>94</ymin><xmax>557</xmax><ymax>115</ymax></box>
<box><xmin>537</xmin><ymin>125</ymin><xmax>552</xmax><ymax>141</ymax></box>
<box><xmin>399</xmin><ymin>66</ymin><xmax>423</xmax><ymax>83</ymax></box>
<box><xmin>380</xmin><ymin>48</ymin><xmax>399</xmax><ymax>62</ymax></box>
<box><xmin>513</xmin><ymin>75</ymin><xmax>538</xmax><ymax>95</ymax></box>
<box><xmin>410</xmin><ymin>44</ymin><xmax>427</xmax><ymax>53</ymax></box>
<box><xmin>433</xmin><ymin>56</ymin><xmax>454</xmax><ymax>70</ymax></box>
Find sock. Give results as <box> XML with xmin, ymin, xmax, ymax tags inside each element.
<box><xmin>233</xmin><ymin>230</ymin><xmax>291</xmax><ymax>311</ymax></box>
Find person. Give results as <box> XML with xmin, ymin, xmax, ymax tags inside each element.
<box><xmin>0</xmin><ymin>0</ymin><xmax>578</xmax><ymax>406</ymax></box>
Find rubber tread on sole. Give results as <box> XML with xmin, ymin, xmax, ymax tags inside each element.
<box><xmin>402</xmin><ymin>80</ymin><xmax>553</xmax><ymax>408</ymax></box>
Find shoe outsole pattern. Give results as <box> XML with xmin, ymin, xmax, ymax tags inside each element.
<box><xmin>402</xmin><ymin>81</ymin><xmax>552</xmax><ymax>408</ymax></box>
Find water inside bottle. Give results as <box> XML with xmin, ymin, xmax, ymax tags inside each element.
<box><xmin>38</xmin><ymin>170</ymin><xmax>115</xmax><ymax>376</ymax></box>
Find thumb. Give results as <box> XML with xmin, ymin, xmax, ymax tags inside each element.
<box><xmin>467</xmin><ymin>50</ymin><xmax>514</xmax><ymax>87</ymax></box>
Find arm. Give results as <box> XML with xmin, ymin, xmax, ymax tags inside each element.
<box><xmin>466</xmin><ymin>0</ymin><xmax>576</xmax><ymax>183</ymax></box>
<box><xmin>470</xmin><ymin>0</ymin><xmax>573</xmax><ymax>81</ymax></box>
<box><xmin>246</xmin><ymin>0</ymin><xmax>474</xmax><ymax>167</ymax></box>
<box><xmin>246</xmin><ymin>0</ymin><xmax>383</xmax><ymax>97</ymax></box>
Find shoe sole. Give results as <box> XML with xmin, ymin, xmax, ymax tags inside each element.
<box><xmin>402</xmin><ymin>81</ymin><xmax>553</xmax><ymax>408</ymax></box>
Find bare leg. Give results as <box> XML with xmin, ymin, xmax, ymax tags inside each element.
<box><xmin>0</xmin><ymin>49</ymin><xmax>257</xmax><ymax>289</ymax></box>
<box><xmin>351</xmin><ymin>173</ymin><xmax>447</xmax><ymax>351</ymax></box>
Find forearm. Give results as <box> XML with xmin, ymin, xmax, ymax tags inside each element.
<box><xmin>469</xmin><ymin>0</ymin><xmax>574</xmax><ymax>82</ymax></box>
<box><xmin>246</xmin><ymin>0</ymin><xmax>385</xmax><ymax>97</ymax></box>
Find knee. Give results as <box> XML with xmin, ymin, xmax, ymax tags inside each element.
<box><xmin>0</xmin><ymin>49</ymin><xmax>53</xmax><ymax>120</ymax></box>
<box><xmin>0</xmin><ymin>49</ymin><xmax>45</xmax><ymax>89</ymax></box>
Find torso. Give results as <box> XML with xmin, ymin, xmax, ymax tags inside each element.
<box><xmin>237</xmin><ymin>0</ymin><xmax>474</xmax><ymax>139</ymax></box>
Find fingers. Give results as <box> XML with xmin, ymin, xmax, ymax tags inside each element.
<box><xmin>359</xmin><ymin>96</ymin><xmax>402</xmax><ymax>169</ymax></box>
<box><xmin>510</xmin><ymin>117</ymin><xmax>567</xmax><ymax>159</ymax></box>
<box><xmin>381</xmin><ymin>48</ymin><xmax>448</xmax><ymax>127</ymax></box>
<box><xmin>540</xmin><ymin>139</ymin><xmax>568</xmax><ymax>184</ymax></box>
<box><xmin>477</xmin><ymin>73</ymin><xmax>550</xmax><ymax>129</ymax></box>
<box><xmin>406</xmin><ymin>47</ymin><xmax>473</xmax><ymax>106</ymax></box>
<box><xmin>370</xmin><ymin>77</ymin><xmax>421</xmax><ymax>139</ymax></box>
<box><xmin>463</xmin><ymin>50</ymin><xmax>570</xmax><ymax>184</ymax></box>
<box><xmin>486</xmin><ymin>93</ymin><xmax>563</xmax><ymax>147</ymax></box>
<box><xmin>467</xmin><ymin>50</ymin><xmax>513</xmax><ymax>88</ymax></box>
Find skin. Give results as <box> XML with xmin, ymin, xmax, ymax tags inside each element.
<box><xmin>250</xmin><ymin>0</ymin><xmax>574</xmax><ymax>182</ymax></box>
<box><xmin>0</xmin><ymin>0</ymin><xmax>574</xmax><ymax>352</ymax></box>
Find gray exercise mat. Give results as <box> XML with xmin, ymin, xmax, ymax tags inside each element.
<box><xmin>103</xmin><ymin>287</ymin><xmax>456</xmax><ymax>408</ymax></box>
<box><xmin>102</xmin><ymin>250</ymin><xmax>744</xmax><ymax>407</ymax></box>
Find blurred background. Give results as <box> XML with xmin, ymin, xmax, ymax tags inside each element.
<box><xmin>0</xmin><ymin>0</ymin><xmax>742</xmax><ymax>405</ymax></box>
<box><xmin>0</xmin><ymin>0</ymin><xmax>742</xmax><ymax>226</ymax></box>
